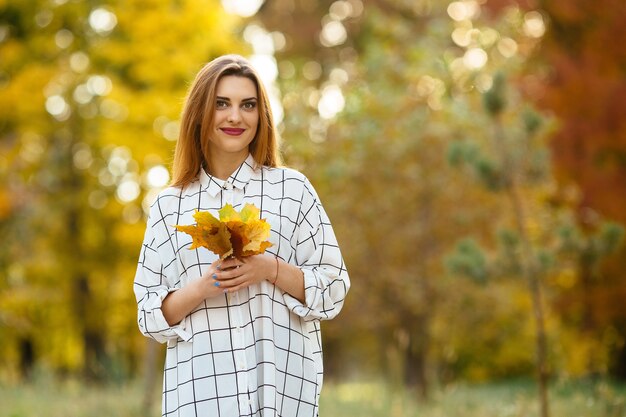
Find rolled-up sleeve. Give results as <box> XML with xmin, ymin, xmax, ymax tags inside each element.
<box><xmin>284</xmin><ymin>178</ymin><xmax>350</xmax><ymax>321</ymax></box>
<box><xmin>133</xmin><ymin>212</ymin><xmax>192</xmax><ymax>345</ymax></box>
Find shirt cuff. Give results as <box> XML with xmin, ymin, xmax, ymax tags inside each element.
<box><xmin>282</xmin><ymin>268</ymin><xmax>323</xmax><ymax>320</ymax></box>
<box><xmin>145</xmin><ymin>288</ymin><xmax>193</xmax><ymax>343</ymax></box>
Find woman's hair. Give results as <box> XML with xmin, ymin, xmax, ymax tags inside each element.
<box><xmin>170</xmin><ymin>54</ymin><xmax>281</xmax><ymax>187</ymax></box>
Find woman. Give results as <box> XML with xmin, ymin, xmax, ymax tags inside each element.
<box><xmin>134</xmin><ymin>54</ymin><xmax>350</xmax><ymax>417</ymax></box>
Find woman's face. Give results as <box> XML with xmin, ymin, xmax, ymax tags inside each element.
<box><xmin>209</xmin><ymin>75</ymin><xmax>259</xmax><ymax>158</ymax></box>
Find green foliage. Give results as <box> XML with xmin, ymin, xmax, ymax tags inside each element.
<box><xmin>494</xmin><ymin>228</ymin><xmax>523</xmax><ymax>276</ymax></box>
<box><xmin>522</xmin><ymin>106</ymin><xmax>544</xmax><ymax>136</ymax></box>
<box><xmin>525</xmin><ymin>147</ymin><xmax>551</xmax><ymax>183</ymax></box>
<box><xmin>557</xmin><ymin>221</ymin><xmax>625</xmax><ymax>265</ymax></box>
<box><xmin>598</xmin><ymin>222</ymin><xmax>625</xmax><ymax>254</ymax></box>
<box><xmin>497</xmin><ymin>228</ymin><xmax>520</xmax><ymax>249</ymax></box>
<box><xmin>557</xmin><ymin>224</ymin><xmax>584</xmax><ymax>253</ymax></box>
<box><xmin>445</xmin><ymin>238</ymin><xmax>488</xmax><ymax>284</ymax></box>
<box><xmin>482</xmin><ymin>71</ymin><xmax>507</xmax><ymax>116</ymax></box>
<box><xmin>446</xmin><ymin>140</ymin><xmax>480</xmax><ymax>167</ymax></box>
<box><xmin>536</xmin><ymin>248</ymin><xmax>555</xmax><ymax>272</ymax></box>
<box><xmin>474</xmin><ymin>157</ymin><xmax>505</xmax><ymax>191</ymax></box>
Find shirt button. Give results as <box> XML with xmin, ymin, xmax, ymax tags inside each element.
<box><xmin>238</xmin><ymin>363</ymin><xmax>245</xmax><ymax>370</ymax></box>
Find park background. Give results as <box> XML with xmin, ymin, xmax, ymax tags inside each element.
<box><xmin>2</xmin><ymin>0</ymin><xmax>626</xmax><ymax>416</ymax></box>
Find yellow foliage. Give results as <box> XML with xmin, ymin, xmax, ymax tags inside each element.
<box><xmin>0</xmin><ymin>0</ymin><xmax>249</xmax><ymax>378</ymax></box>
<box><xmin>553</xmin><ymin>268</ymin><xmax>578</xmax><ymax>289</ymax></box>
<box><xmin>555</xmin><ymin>329</ymin><xmax>609</xmax><ymax>376</ymax></box>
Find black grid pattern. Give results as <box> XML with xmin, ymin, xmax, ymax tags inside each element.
<box><xmin>134</xmin><ymin>154</ymin><xmax>350</xmax><ymax>417</ymax></box>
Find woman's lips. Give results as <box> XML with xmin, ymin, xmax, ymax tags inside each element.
<box><xmin>220</xmin><ymin>128</ymin><xmax>245</xmax><ymax>136</ymax></box>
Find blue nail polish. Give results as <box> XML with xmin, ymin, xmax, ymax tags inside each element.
<box><xmin>212</xmin><ymin>273</ymin><xmax>217</xmax><ymax>279</ymax></box>
<box><xmin>214</xmin><ymin>281</ymin><xmax>220</xmax><ymax>287</ymax></box>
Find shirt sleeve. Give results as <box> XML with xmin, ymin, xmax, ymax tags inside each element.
<box><xmin>283</xmin><ymin>177</ymin><xmax>350</xmax><ymax>321</ymax></box>
<box><xmin>133</xmin><ymin>206</ymin><xmax>192</xmax><ymax>345</ymax></box>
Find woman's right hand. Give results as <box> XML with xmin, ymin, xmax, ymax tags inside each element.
<box><xmin>196</xmin><ymin>258</ymin><xmax>227</xmax><ymax>298</ymax></box>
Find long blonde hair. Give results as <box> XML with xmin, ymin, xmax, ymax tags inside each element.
<box><xmin>171</xmin><ymin>54</ymin><xmax>282</xmax><ymax>188</ymax></box>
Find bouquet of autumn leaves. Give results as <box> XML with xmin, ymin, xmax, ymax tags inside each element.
<box><xmin>175</xmin><ymin>203</ymin><xmax>273</xmax><ymax>259</ymax></box>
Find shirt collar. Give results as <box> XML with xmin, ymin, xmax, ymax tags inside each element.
<box><xmin>198</xmin><ymin>154</ymin><xmax>258</xmax><ymax>197</ymax></box>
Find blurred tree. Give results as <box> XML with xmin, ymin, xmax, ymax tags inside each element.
<box><xmin>485</xmin><ymin>0</ymin><xmax>626</xmax><ymax>379</ymax></box>
<box><xmin>257</xmin><ymin>0</ymin><xmax>625</xmax><ymax>402</ymax></box>
<box><xmin>259</xmin><ymin>0</ymin><xmax>567</xmax><ymax>400</ymax></box>
<box><xmin>0</xmin><ymin>0</ymin><xmax>245</xmax><ymax>381</ymax></box>
<box><xmin>446</xmin><ymin>64</ymin><xmax>623</xmax><ymax>417</ymax></box>
<box><xmin>447</xmin><ymin>70</ymin><xmax>557</xmax><ymax>417</ymax></box>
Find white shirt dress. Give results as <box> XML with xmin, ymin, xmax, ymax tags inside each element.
<box><xmin>133</xmin><ymin>154</ymin><xmax>350</xmax><ymax>417</ymax></box>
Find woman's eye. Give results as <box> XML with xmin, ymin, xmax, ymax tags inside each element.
<box><xmin>216</xmin><ymin>100</ymin><xmax>228</xmax><ymax>109</ymax></box>
<box><xmin>242</xmin><ymin>102</ymin><xmax>257</xmax><ymax>110</ymax></box>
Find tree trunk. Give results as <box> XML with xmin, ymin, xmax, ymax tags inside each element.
<box><xmin>402</xmin><ymin>188</ymin><xmax>437</xmax><ymax>401</ymax></box>
<box><xmin>493</xmin><ymin>118</ymin><xmax>551</xmax><ymax>417</ymax></box>
<box><xmin>404</xmin><ymin>314</ymin><xmax>429</xmax><ymax>401</ymax></box>
<box><xmin>142</xmin><ymin>339</ymin><xmax>161</xmax><ymax>417</ymax></box>
<box><xmin>62</xmin><ymin>114</ymin><xmax>106</xmax><ymax>381</ymax></box>
<box><xmin>19</xmin><ymin>338</ymin><xmax>34</xmax><ymax>380</ymax></box>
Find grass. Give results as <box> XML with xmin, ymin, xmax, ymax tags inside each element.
<box><xmin>319</xmin><ymin>378</ymin><xmax>626</xmax><ymax>417</ymax></box>
<box><xmin>0</xmin><ymin>376</ymin><xmax>158</xmax><ymax>417</ymax></box>
<box><xmin>1</xmin><ymin>377</ymin><xmax>625</xmax><ymax>417</ymax></box>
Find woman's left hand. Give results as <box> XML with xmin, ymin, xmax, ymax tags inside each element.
<box><xmin>212</xmin><ymin>254</ymin><xmax>275</xmax><ymax>293</ymax></box>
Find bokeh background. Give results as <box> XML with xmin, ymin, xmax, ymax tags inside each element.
<box><xmin>2</xmin><ymin>0</ymin><xmax>626</xmax><ymax>416</ymax></box>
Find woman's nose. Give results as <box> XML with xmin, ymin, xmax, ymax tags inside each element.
<box><xmin>227</xmin><ymin>107</ymin><xmax>241</xmax><ymax>123</ymax></box>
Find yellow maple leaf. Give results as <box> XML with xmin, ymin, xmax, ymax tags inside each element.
<box><xmin>175</xmin><ymin>204</ymin><xmax>272</xmax><ymax>259</ymax></box>
<box><xmin>173</xmin><ymin>224</ymin><xmax>206</xmax><ymax>250</ymax></box>
<box><xmin>242</xmin><ymin>219</ymin><xmax>271</xmax><ymax>253</ymax></box>
<box><xmin>218</xmin><ymin>204</ymin><xmax>240</xmax><ymax>222</ymax></box>
<box><xmin>239</xmin><ymin>203</ymin><xmax>260</xmax><ymax>222</ymax></box>
<box><xmin>193</xmin><ymin>210</ymin><xmax>221</xmax><ymax>227</ymax></box>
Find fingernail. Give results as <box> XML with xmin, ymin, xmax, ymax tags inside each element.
<box><xmin>212</xmin><ymin>273</ymin><xmax>217</xmax><ymax>279</ymax></box>
<box><xmin>214</xmin><ymin>281</ymin><xmax>220</xmax><ymax>287</ymax></box>
<box><xmin>223</xmin><ymin>289</ymin><xmax>228</xmax><ymax>294</ymax></box>
<box><xmin>216</xmin><ymin>265</ymin><xmax>221</xmax><ymax>270</ymax></box>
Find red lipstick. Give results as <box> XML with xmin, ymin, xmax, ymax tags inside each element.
<box><xmin>221</xmin><ymin>128</ymin><xmax>245</xmax><ymax>136</ymax></box>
